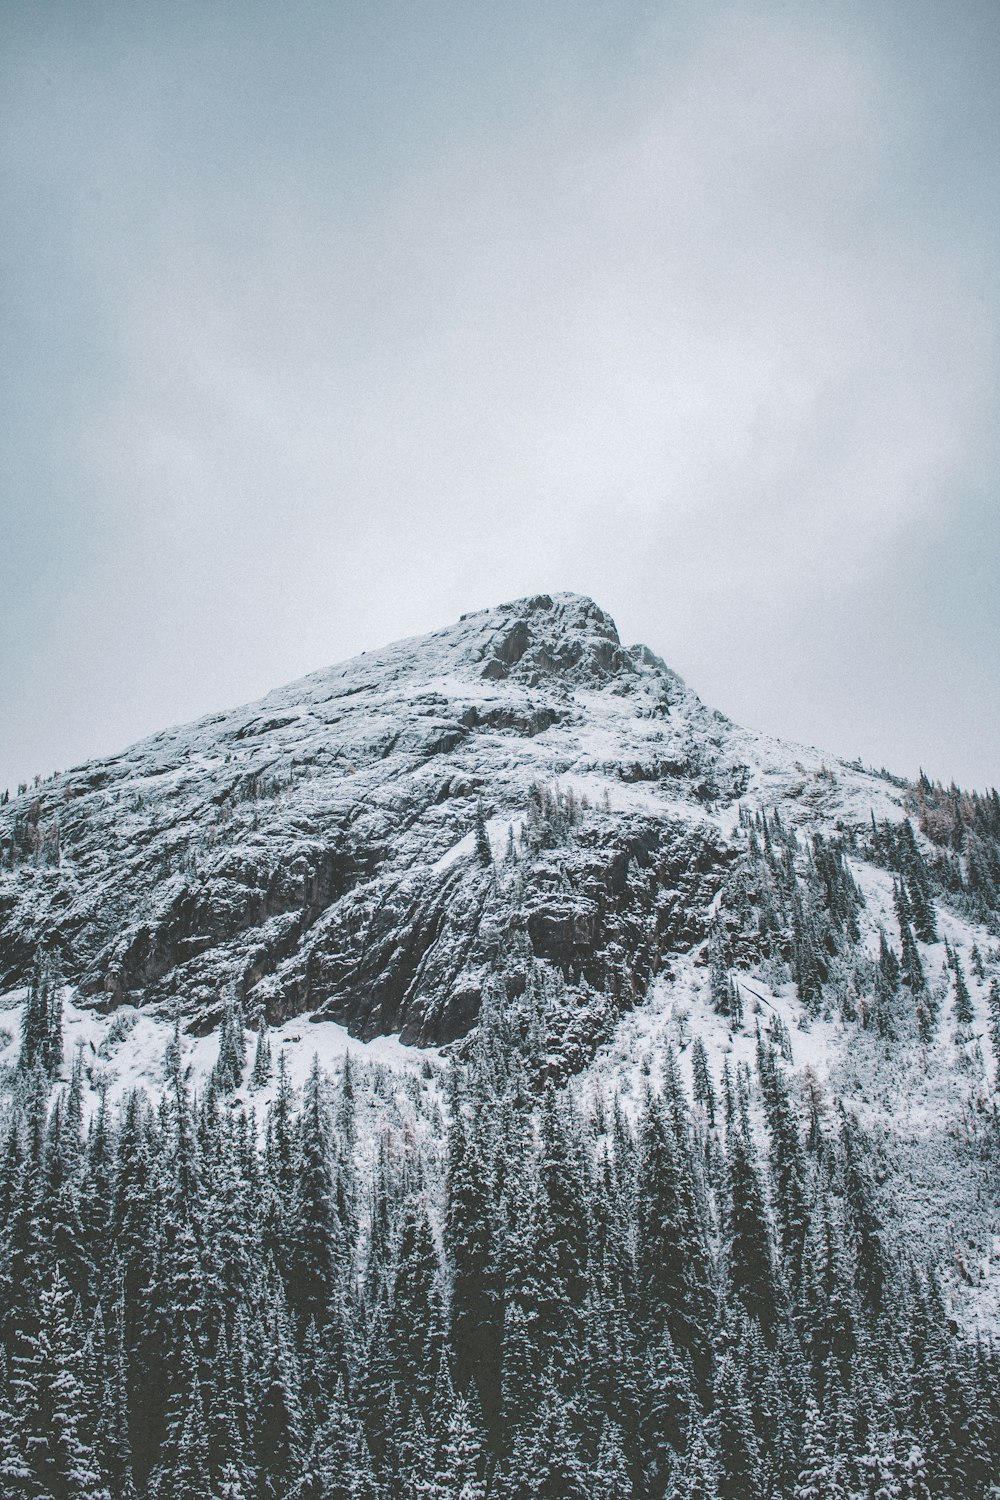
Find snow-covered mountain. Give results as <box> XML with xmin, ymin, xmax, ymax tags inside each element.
<box><xmin>0</xmin><ymin>590</ymin><xmax>905</xmax><ymax>1043</ymax></box>
<box><xmin>4</xmin><ymin>593</ymin><xmax>1000</xmax><ymax>1498</ymax></box>
<box><xmin>2</xmin><ymin>591</ymin><xmax>1000</xmax><ymax>1302</ymax></box>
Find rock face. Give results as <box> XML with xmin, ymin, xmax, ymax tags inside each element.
<box><xmin>0</xmin><ymin>592</ymin><xmax>903</xmax><ymax>1047</ymax></box>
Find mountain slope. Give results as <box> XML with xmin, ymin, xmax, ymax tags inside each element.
<box><xmin>0</xmin><ymin>591</ymin><xmax>907</xmax><ymax>1049</ymax></box>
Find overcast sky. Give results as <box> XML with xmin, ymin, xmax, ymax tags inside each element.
<box><xmin>2</xmin><ymin>0</ymin><xmax>998</xmax><ymax>793</ymax></box>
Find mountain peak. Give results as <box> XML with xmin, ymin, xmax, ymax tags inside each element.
<box><xmin>450</xmin><ymin>590</ymin><xmax>633</xmax><ymax>686</ymax></box>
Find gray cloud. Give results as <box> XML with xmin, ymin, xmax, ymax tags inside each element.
<box><xmin>1</xmin><ymin>0</ymin><xmax>997</xmax><ymax>790</ymax></box>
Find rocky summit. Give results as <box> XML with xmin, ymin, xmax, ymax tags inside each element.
<box><xmin>0</xmin><ymin>591</ymin><xmax>904</xmax><ymax>1049</ymax></box>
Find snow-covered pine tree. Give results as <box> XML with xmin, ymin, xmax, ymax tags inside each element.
<box><xmin>9</xmin><ymin>1267</ymin><xmax>111</xmax><ymax>1500</ymax></box>
<box><xmin>793</xmin><ymin>1396</ymin><xmax>845</xmax><ymax>1500</ymax></box>
<box><xmin>953</xmin><ymin>954</ymin><xmax>974</xmax><ymax>1026</ymax></box>
<box><xmin>250</xmin><ymin>1015</ymin><xmax>273</xmax><ymax>1089</ymax></box>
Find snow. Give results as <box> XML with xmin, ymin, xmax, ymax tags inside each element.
<box><xmin>0</xmin><ymin>987</ymin><xmax>442</xmax><ymax>1118</ymax></box>
<box><xmin>431</xmin><ymin>831</ymin><xmax>477</xmax><ymax>873</ymax></box>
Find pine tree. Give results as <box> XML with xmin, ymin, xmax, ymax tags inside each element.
<box><xmin>952</xmin><ymin>956</ymin><xmax>974</xmax><ymax>1026</ymax></box>
<box><xmin>18</xmin><ymin>959</ymin><xmax>63</xmax><ymax>1077</ymax></box>
<box><xmin>475</xmin><ymin>801</ymin><xmax>493</xmax><ymax>866</ymax></box>
<box><xmin>92</xmin><ymin>1296</ymin><xmax>138</xmax><ymax>1500</ymax></box>
<box><xmin>872</xmin><ymin>933</ymin><xmax>900</xmax><ymax>1036</ymax></box>
<box><xmin>250</xmin><ymin>1017</ymin><xmax>273</xmax><ymax>1089</ymax></box>
<box><xmin>213</xmin><ymin>988</ymin><xmax>247</xmax><ymax>1094</ymax></box>
<box><xmin>898</xmin><ymin>917</ymin><xmax>926</xmax><ymax>998</ymax></box>
<box><xmin>855</xmin><ymin>1423</ymin><xmax>905</xmax><ymax>1500</ymax></box>
<box><xmin>896</xmin><ymin>822</ymin><xmax>938</xmax><ymax>943</ymax></box>
<box><xmin>638</xmin><ymin>1329</ymin><xmax>693</xmax><ymax>1498</ymax></box>
<box><xmin>532</xmin><ymin>1088</ymin><xmax>590</xmax><ymax>1384</ymax></box>
<box><xmin>723</xmin><ymin>1116</ymin><xmax>777</xmax><ymax>1337</ymax></box>
<box><xmin>446</xmin><ymin>1086</ymin><xmax>504</xmax><ymax>1433</ymax></box>
<box><xmin>708</xmin><ymin>919</ymin><xmax>735</xmax><ymax>1018</ymax></box>
<box><xmin>292</xmin><ymin>1380</ymin><xmax>379</xmax><ymax>1500</ymax></box>
<box><xmin>386</xmin><ymin>1195</ymin><xmax>447</xmax><ymax>1417</ymax></box>
<box><xmin>9</xmin><ymin>1267</ymin><xmax>112</xmax><ymax>1500</ymax></box>
<box><xmin>757</xmin><ymin>1044</ymin><xmax>808</xmax><ymax>1284</ymax></box>
<box><xmin>636</xmin><ymin>1090</ymin><xmax>715</xmax><ymax>1376</ymax></box>
<box><xmin>500</xmin><ymin>1382</ymin><xmax>590</xmax><ymax>1499</ymax></box>
<box><xmin>712</xmin><ymin>1353</ymin><xmax>761</xmax><ymax>1500</ymax></box>
<box><xmin>793</xmin><ymin>1396</ymin><xmax>845</xmax><ymax>1500</ymax></box>
<box><xmin>432</xmin><ymin>1392</ymin><xmax>487</xmax><ymax>1500</ymax></box>
<box><xmin>988</xmin><ymin>977</ymin><xmax>1000</xmax><ymax>1090</ymax></box>
<box><xmin>899</xmin><ymin>1442</ymin><xmax>932</xmax><ymax>1500</ymax></box>
<box><xmin>690</xmin><ymin>1038</ymin><xmax>715</xmax><ymax>1127</ymax></box>
<box><xmin>253</xmin><ymin>1302</ymin><xmax>305</xmax><ymax>1500</ymax></box>
<box><xmin>590</xmin><ymin>1416</ymin><xmax>633</xmax><ymax>1498</ymax></box>
<box><xmin>839</xmin><ymin>1114</ymin><xmax>889</xmax><ymax>1317</ymax></box>
<box><xmin>148</xmin><ymin>1334</ymin><xmax>212</xmax><ymax>1500</ymax></box>
<box><xmin>799</xmin><ymin>1190</ymin><xmax>856</xmax><ymax>1393</ymax></box>
<box><xmin>669</xmin><ymin>1424</ymin><xmax>720</xmax><ymax>1500</ymax></box>
<box><xmin>288</xmin><ymin>1057</ymin><xmax>344</xmax><ymax>1329</ymax></box>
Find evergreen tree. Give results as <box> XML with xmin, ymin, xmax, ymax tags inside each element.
<box><xmin>531</xmin><ymin>1089</ymin><xmax>590</xmax><ymax>1386</ymax></box>
<box><xmin>988</xmin><ymin>978</ymin><xmax>1000</xmax><ymax>1090</ymax></box>
<box><xmin>712</xmin><ymin>1353</ymin><xmax>762</xmax><ymax>1500</ymax></box>
<box><xmin>636</xmin><ymin>1090</ymin><xmax>715</xmax><ymax>1376</ymax></box>
<box><xmin>898</xmin><ymin>920</ymin><xmax>926</xmax><ymax>999</ymax></box>
<box><xmin>213</xmin><ymin>988</ymin><xmax>247</xmax><ymax>1095</ymax></box>
<box><xmin>292</xmin><ymin>1380</ymin><xmax>379</xmax><ymax>1500</ymax></box>
<box><xmin>896</xmin><ymin>822</ymin><xmax>938</xmax><ymax>943</ymax></box>
<box><xmin>757</xmin><ymin>1043</ymin><xmax>808</xmax><ymax>1283</ymax></box>
<box><xmin>952</xmin><ymin>955</ymin><xmax>974</xmax><ymax>1026</ymax></box>
<box><xmin>669</xmin><ymin>1424</ymin><xmax>720</xmax><ymax>1500</ymax></box>
<box><xmin>793</xmin><ymin>1396</ymin><xmax>846</xmax><ymax>1500</ymax></box>
<box><xmin>872</xmin><ymin>933</ymin><xmax>900</xmax><ymax>1036</ymax></box>
<box><xmin>707</xmin><ymin>920</ymin><xmax>736</xmax><ymax>1019</ymax></box>
<box><xmin>690</xmin><ymin>1038</ymin><xmax>715</xmax><ymax>1127</ymax></box>
<box><xmin>500</xmin><ymin>1383</ymin><xmax>590</xmax><ymax>1499</ymax></box>
<box><xmin>590</xmin><ymin>1416</ymin><xmax>633</xmax><ymax>1499</ymax></box>
<box><xmin>723</xmin><ymin>1116</ymin><xmax>777</xmax><ymax>1337</ymax></box>
<box><xmin>840</xmin><ymin>1112</ymin><xmax>889</xmax><ymax>1316</ymax></box>
<box><xmin>638</xmin><ymin>1329</ymin><xmax>693</xmax><ymax>1498</ymax></box>
<box><xmin>432</xmin><ymin>1392</ymin><xmax>487</xmax><ymax>1500</ymax></box>
<box><xmin>474</xmin><ymin>801</ymin><xmax>492</xmax><ymax>866</ymax></box>
<box><xmin>386</xmin><ymin>1196</ymin><xmax>447</xmax><ymax>1418</ymax></box>
<box><xmin>250</xmin><ymin>1018</ymin><xmax>273</xmax><ymax>1090</ymax></box>
<box><xmin>446</xmin><ymin>1085</ymin><xmax>504</xmax><ymax>1433</ymax></box>
<box><xmin>253</xmin><ymin>1302</ymin><xmax>305</xmax><ymax>1500</ymax></box>
<box><xmin>288</xmin><ymin>1058</ymin><xmax>343</xmax><ymax>1329</ymax></box>
<box><xmin>18</xmin><ymin>960</ymin><xmax>63</xmax><ymax>1078</ymax></box>
<box><xmin>798</xmin><ymin>1190</ymin><xmax>856</xmax><ymax>1393</ymax></box>
<box><xmin>9</xmin><ymin>1267</ymin><xmax>111</xmax><ymax>1500</ymax></box>
<box><xmin>148</xmin><ymin>1334</ymin><xmax>211</xmax><ymax>1500</ymax></box>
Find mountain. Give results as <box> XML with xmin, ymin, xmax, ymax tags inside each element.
<box><xmin>0</xmin><ymin>591</ymin><xmax>905</xmax><ymax>1047</ymax></box>
<box><xmin>3</xmin><ymin>593</ymin><xmax>1000</xmax><ymax>1498</ymax></box>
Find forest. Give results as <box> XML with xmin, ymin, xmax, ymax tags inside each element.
<box><xmin>1</xmin><ymin>960</ymin><xmax>998</xmax><ymax>1500</ymax></box>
